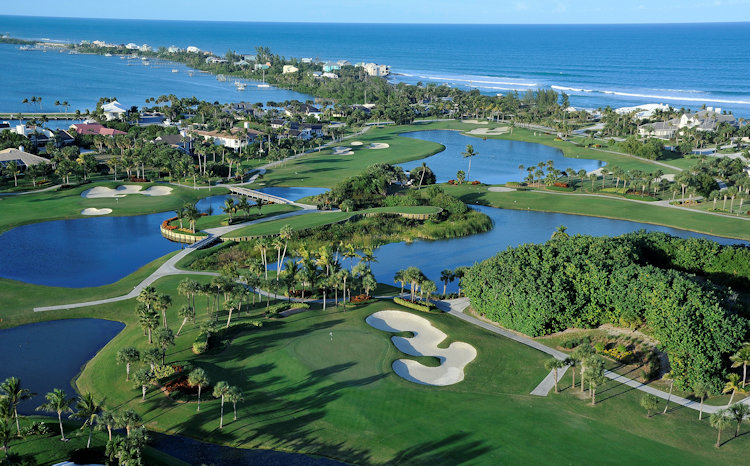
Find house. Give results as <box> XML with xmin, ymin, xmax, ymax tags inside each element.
<box><xmin>270</xmin><ymin>119</ymin><xmax>286</xmax><ymax>129</ymax></box>
<box><xmin>301</xmin><ymin>58</ymin><xmax>313</xmax><ymax>64</ymax></box>
<box><xmin>139</xmin><ymin>44</ymin><xmax>152</xmax><ymax>52</ymax></box>
<box><xmin>234</xmin><ymin>59</ymin><xmax>251</xmax><ymax>66</ymax></box>
<box><xmin>0</xmin><ymin>148</ymin><xmax>49</xmax><ymax>168</ymax></box>
<box><xmin>186</xmin><ymin>46</ymin><xmax>201</xmax><ymax>53</ymax></box>
<box><xmin>0</xmin><ymin>121</ymin><xmax>11</xmax><ymax>131</ymax></box>
<box><xmin>360</xmin><ymin>62</ymin><xmax>390</xmax><ymax>77</ymax></box>
<box><xmin>285</xmin><ymin>104</ymin><xmax>321</xmax><ymax>119</ymax></box>
<box><xmin>191</xmin><ymin>127</ymin><xmax>264</xmax><ymax>151</ymax></box>
<box><xmin>70</xmin><ymin>123</ymin><xmax>127</xmax><ymax>136</ymax></box>
<box><xmin>240</xmin><ymin>54</ymin><xmax>257</xmax><ymax>61</ymax></box>
<box><xmin>321</xmin><ymin>72</ymin><xmax>338</xmax><ymax>79</ymax></box>
<box><xmin>54</xmin><ymin>130</ymin><xmax>75</xmax><ymax>147</ymax></box>
<box><xmin>322</xmin><ymin>62</ymin><xmax>341</xmax><ymax>73</ymax></box>
<box><xmin>167</xmin><ymin>45</ymin><xmax>181</xmax><ymax>53</ymax></box>
<box><xmin>138</xmin><ymin>112</ymin><xmax>165</xmax><ymax>126</ymax></box>
<box><xmin>101</xmin><ymin>100</ymin><xmax>127</xmax><ymax>121</ymax></box>
<box><xmin>253</xmin><ymin>62</ymin><xmax>271</xmax><ymax>71</ymax></box>
<box><xmin>206</xmin><ymin>56</ymin><xmax>228</xmax><ymax>64</ymax></box>
<box><xmin>154</xmin><ymin>133</ymin><xmax>193</xmax><ymax>154</ymax></box>
<box><xmin>282</xmin><ymin>65</ymin><xmax>299</xmax><ymax>74</ymax></box>
<box><xmin>638</xmin><ymin>107</ymin><xmax>738</xmax><ymax>139</ymax></box>
<box><xmin>125</xmin><ymin>43</ymin><xmax>139</xmax><ymax>50</ymax></box>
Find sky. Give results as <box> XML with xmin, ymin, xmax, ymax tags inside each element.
<box><xmin>3</xmin><ymin>0</ymin><xmax>750</xmax><ymax>24</ymax></box>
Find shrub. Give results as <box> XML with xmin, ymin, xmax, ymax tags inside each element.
<box><xmin>506</xmin><ymin>181</ymin><xmax>521</xmax><ymax>187</ymax></box>
<box><xmin>350</xmin><ymin>294</ymin><xmax>371</xmax><ymax>303</ymax></box>
<box><xmin>394</xmin><ymin>297</ymin><xmax>433</xmax><ymax>313</ymax></box>
<box><xmin>153</xmin><ymin>364</ymin><xmax>176</xmax><ymax>379</ymax></box>
<box><xmin>470</xmin><ymin>180</ymin><xmax>481</xmax><ymax>185</ymax></box>
<box><xmin>594</xmin><ymin>342</ymin><xmax>606</xmax><ymax>353</ymax></box>
<box><xmin>192</xmin><ymin>333</ymin><xmax>208</xmax><ymax>354</ymax></box>
<box><xmin>553</xmin><ymin>182</ymin><xmax>569</xmax><ymax>188</ymax></box>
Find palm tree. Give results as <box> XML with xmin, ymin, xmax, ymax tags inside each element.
<box><xmin>97</xmin><ymin>410</ymin><xmax>118</xmax><ymax>441</ymax></box>
<box><xmin>226</xmin><ymin>386</ymin><xmax>244</xmax><ymax>421</ymax></box>
<box><xmin>589</xmin><ymin>372</ymin><xmax>606</xmax><ymax>405</ymax></box>
<box><xmin>71</xmin><ymin>393</ymin><xmax>101</xmax><ymax>448</ymax></box>
<box><xmin>394</xmin><ymin>270</ymin><xmax>407</xmax><ymax>297</ymax></box>
<box><xmin>730</xmin><ymin>344</ymin><xmax>750</xmax><ymax>388</ymax></box>
<box><xmin>440</xmin><ymin>269</ymin><xmax>454</xmax><ymax>298</ymax></box>
<box><xmin>662</xmin><ymin>372</ymin><xmax>674</xmax><ymax>414</ymax></box>
<box><xmin>729</xmin><ymin>402</ymin><xmax>750</xmax><ymax>438</ymax></box>
<box><xmin>0</xmin><ymin>377</ymin><xmax>35</xmax><ymax>435</ymax></box>
<box><xmin>563</xmin><ymin>357</ymin><xmax>577</xmax><ymax>389</ymax></box>
<box><xmin>544</xmin><ymin>358</ymin><xmax>565</xmax><ymax>393</ymax></box>
<box><xmin>154</xmin><ymin>328</ymin><xmax>175</xmax><ymax>365</ymax></box>
<box><xmin>188</xmin><ymin>368</ymin><xmax>209</xmax><ymax>412</ymax></box>
<box><xmin>155</xmin><ymin>294</ymin><xmax>172</xmax><ymax>329</ymax></box>
<box><xmin>640</xmin><ymin>394</ymin><xmax>659</xmax><ymax>418</ymax></box>
<box><xmin>183</xmin><ymin>203</ymin><xmax>200</xmax><ymax>233</ymax></box>
<box><xmin>119</xmin><ymin>409</ymin><xmax>142</xmax><ymax>437</ymax></box>
<box><xmin>276</xmin><ymin>224</ymin><xmax>294</xmax><ymax>277</ymax></box>
<box><xmin>132</xmin><ymin>369</ymin><xmax>154</xmax><ymax>402</ymax></box>
<box><xmin>3</xmin><ymin>161</ymin><xmax>20</xmax><ymax>187</ymax></box>
<box><xmin>213</xmin><ymin>381</ymin><xmax>230</xmax><ymax>429</ymax></box>
<box><xmin>456</xmin><ymin>170</ymin><xmax>465</xmax><ymax>184</ymax></box>
<box><xmin>36</xmin><ymin>388</ymin><xmax>74</xmax><ymax>440</ymax></box>
<box><xmin>0</xmin><ymin>416</ymin><xmax>12</xmax><ymax>454</ymax></box>
<box><xmin>421</xmin><ymin>280</ymin><xmax>437</xmax><ymax>306</ymax></box>
<box><xmin>360</xmin><ymin>247</ymin><xmax>377</xmax><ymax>268</ymax></box>
<box><xmin>222</xmin><ymin>197</ymin><xmax>236</xmax><ymax>221</ymax></box>
<box><xmin>461</xmin><ymin>144</ymin><xmax>478</xmax><ymax>181</ymax></box>
<box><xmin>723</xmin><ymin>373</ymin><xmax>744</xmax><ymax>406</ymax></box>
<box><xmin>116</xmin><ymin>347</ymin><xmax>140</xmax><ymax>381</ymax></box>
<box><xmin>693</xmin><ymin>382</ymin><xmax>709</xmax><ymax>421</ymax></box>
<box><xmin>710</xmin><ymin>409</ymin><xmax>733</xmax><ymax>447</ymax></box>
<box><xmin>176</xmin><ymin>305</ymin><xmax>192</xmax><ymax>336</ymax></box>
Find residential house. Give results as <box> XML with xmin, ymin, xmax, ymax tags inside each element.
<box><xmin>360</xmin><ymin>62</ymin><xmax>390</xmax><ymax>77</ymax></box>
<box><xmin>321</xmin><ymin>72</ymin><xmax>338</xmax><ymax>79</ymax></box>
<box><xmin>186</xmin><ymin>46</ymin><xmax>201</xmax><ymax>53</ymax></box>
<box><xmin>192</xmin><ymin>127</ymin><xmax>264</xmax><ymax>151</ymax></box>
<box><xmin>101</xmin><ymin>100</ymin><xmax>127</xmax><ymax>121</ymax></box>
<box><xmin>270</xmin><ymin>119</ymin><xmax>286</xmax><ymax>129</ymax></box>
<box><xmin>283</xmin><ymin>65</ymin><xmax>299</xmax><ymax>74</ymax></box>
<box><xmin>0</xmin><ymin>121</ymin><xmax>11</xmax><ymax>131</ymax></box>
<box><xmin>125</xmin><ymin>43</ymin><xmax>139</xmax><ymax>50</ymax></box>
<box><xmin>206</xmin><ymin>56</ymin><xmax>228</xmax><ymax>64</ymax></box>
<box><xmin>0</xmin><ymin>148</ymin><xmax>49</xmax><ymax>168</ymax></box>
<box><xmin>638</xmin><ymin>107</ymin><xmax>738</xmax><ymax>139</ymax></box>
<box><xmin>139</xmin><ymin>44</ymin><xmax>152</xmax><ymax>52</ymax></box>
<box><xmin>301</xmin><ymin>58</ymin><xmax>313</xmax><ymax>64</ymax></box>
<box><xmin>70</xmin><ymin>123</ymin><xmax>127</xmax><ymax>137</ymax></box>
<box><xmin>154</xmin><ymin>133</ymin><xmax>193</xmax><ymax>154</ymax></box>
<box><xmin>322</xmin><ymin>62</ymin><xmax>341</xmax><ymax>73</ymax></box>
<box><xmin>254</xmin><ymin>62</ymin><xmax>271</xmax><ymax>71</ymax></box>
<box><xmin>138</xmin><ymin>112</ymin><xmax>165</xmax><ymax>126</ymax></box>
<box><xmin>285</xmin><ymin>104</ymin><xmax>321</xmax><ymax>119</ymax></box>
<box><xmin>167</xmin><ymin>45</ymin><xmax>182</xmax><ymax>53</ymax></box>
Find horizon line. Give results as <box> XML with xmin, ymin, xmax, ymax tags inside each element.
<box><xmin>1</xmin><ymin>14</ymin><xmax>749</xmax><ymax>26</ymax></box>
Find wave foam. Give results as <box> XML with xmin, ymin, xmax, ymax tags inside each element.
<box><xmin>554</xmin><ymin>86</ymin><xmax>750</xmax><ymax>105</ymax></box>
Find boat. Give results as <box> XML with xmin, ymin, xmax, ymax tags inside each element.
<box><xmin>258</xmin><ymin>84</ymin><xmax>271</xmax><ymax>88</ymax></box>
<box><xmin>257</xmin><ymin>68</ymin><xmax>271</xmax><ymax>88</ymax></box>
<box><xmin>172</xmin><ymin>69</ymin><xmax>179</xmax><ymax>73</ymax></box>
<box><xmin>142</xmin><ymin>61</ymin><xmax>150</xmax><ymax>66</ymax></box>
<box><xmin>236</xmin><ymin>83</ymin><xmax>246</xmax><ymax>91</ymax></box>
<box><xmin>105</xmin><ymin>53</ymin><xmax>112</xmax><ymax>57</ymax></box>
<box><xmin>187</xmin><ymin>71</ymin><xmax>194</xmax><ymax>77</ymax></box>
<box><xmin>119</xmin><ymin>56</ymin><xmax>125</xmax><ymax>59</ymax></box>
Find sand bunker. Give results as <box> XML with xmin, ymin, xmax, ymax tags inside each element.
<box><xmin>350</xmin><ymin>141</ymin><xmax>364</xmax><ymax>146</ymax></box>
<box><xmin>462</xmin><ymin>119</ymin><xmax>489</xmax><ymax>125</ymax></box>
<box><xmin>81</xmin><ymin>208</ymin><xmax>113</xmax><ymax>216</ymax></box>
<box><xmin>332</xmin><ymin>146</ymin><xmax>354</xmax><ymax>156</ymax></box>
<box><xmin>366</xmin><ymin>310</ymin><xmax>477</xmax><ymax>386</ymax></box>
<box><xmin>368</xmin><ymin>143</ymin><xmax>389</xmax><ymax>150</ymax></box>
<box><xmin>488</xmin><ymin>186</ymin><xmax>515</xmax><ymax>193</ymax></box>
<box><xmin>81</xmin><ymin>185</ymin><xmax>173</xmax><ymax>198</ymax></box>
<box><xmin>467</xmin><ymin>127</ymin><xmax>509</xmax><ymax>136</ymax></box>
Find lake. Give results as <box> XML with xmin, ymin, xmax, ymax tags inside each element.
<box><xmin>399</xmin><ymin>130</ymin><xmax>604</xmax><ymax>185</ymax></box>
<box><xmin>0</xmin><ymin>318</ymin><xmax>125</xmax><ymax>414</ymax></box>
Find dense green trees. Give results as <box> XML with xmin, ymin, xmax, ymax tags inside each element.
<box><xmin>463</xmin><ymin>231</ymin><xmax>749</xmax><ymax>391</ymax></box>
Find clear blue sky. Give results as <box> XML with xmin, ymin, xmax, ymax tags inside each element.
<box><xmin>4</xmin><ymin>0</ymin><xmax>750</xmax><ymax>23</ymax></box>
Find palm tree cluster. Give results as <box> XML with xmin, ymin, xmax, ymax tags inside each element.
<box><xmin>393</xmin><ymin>267</ymin><xmax>438</xmax><ymax>306</ymax></box>
<box><xmin>186</xmin><ymin>368</ymin><xmax>244</xmax><ymax>428</ymax></box>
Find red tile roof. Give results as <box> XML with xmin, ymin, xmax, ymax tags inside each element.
<box><xmin>71</xmin><ymin>123</ymin><xmax>127</xmax><ymax>136</ymax></box>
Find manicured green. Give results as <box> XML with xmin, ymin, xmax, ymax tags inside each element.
<box><xmin>69</xmin><ymin>279</ymin><xmax>750</xmax><ymax>464</ymax></box>
<box><xmin>169</xmin><ymin>204</ymin><xmax>300</xmax><ymax>231</ymax></box>
<box><xmin>447</xmin><ymin>184</ymin><xmax>750</xmax><ymax>241</ymax></box>
<box><xmin>0</xmin><ymin>182</ymin><xmax>227</xmax><ymax>234</ymax></box>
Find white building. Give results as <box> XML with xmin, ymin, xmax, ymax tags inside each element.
<box><xmin>101</xmin><ymin>100</ymin><xmax>127</xmax><ymax>121</ymax></box>
<box><xmin>139</xmin><ymin>44</ymin><xmax>152</xmax><ymax>52</ymax></box>
<box><xmin>282</xmin><ymin>65</ymin><xmax>299</xmax><ymax>74</ymax></box>
<box><xmin>638</xmin><ymin>108</ymin><xmax>738</xmax><ymax>139</ymax></box>
<box><xmin>321</xmin><ymin>72</ymin><xmax>339</xmax><ymax>79</ymax></box>
<box><xmin>125</xmin><ymin>43</ymin><xmax>139</xmax><ymax>50</ymax></box>
<box><xmin>186</xmin><ymin>46</ymin><xmax>201</xmax><ymax>53</ymax></box>
<box><xmin>167</xmin><ymin>45</ymin><xmax>182</xmax><ymax>53</ymax></box>
<box><xmin>191</xmin><ymin>128</ymin><xmax>263</xmax><ymax>151</ymax></box>
<box><xmin>358</xmin><ymin>62</ymin><xmax>390</xmax><ymax>77</ymax></box>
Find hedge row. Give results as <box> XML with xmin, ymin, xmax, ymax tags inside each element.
<box><xmin>394</xmin><ymin>297</ymin><xmax>434</xmax><ymax>313</ymax></box>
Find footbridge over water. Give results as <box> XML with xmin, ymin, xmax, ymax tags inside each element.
<box><xmin>228</xmin><ymin>186</ymin><xmax>317</xmax><ymax>210</ymax></box>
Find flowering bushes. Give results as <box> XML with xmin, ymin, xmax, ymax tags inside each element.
<box><xmin>350</xmin><ymin>294</ymin><xmax>371</xmax><ymax>303</ymax></box>
<box><xmin>553</xmin><ymin>182</ymin><xmax>569</xmax><ymax>188</ymax></box>
<box><xmin>162</xmin><ymin>216</ymin><xmax>178</xmax><ymax>231</ymax></box>
<box><xmin>470</xmin><ymin>180</ymin><xmax>481</xmax><ymax>185</ymax></box>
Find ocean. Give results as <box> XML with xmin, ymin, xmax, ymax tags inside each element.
<box><xmin>1</xmin><ymin>16</ymin><xmax>749</xmax><ymax>116</ymax></box>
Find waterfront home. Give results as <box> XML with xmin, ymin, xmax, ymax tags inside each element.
<box><xmin>323</xmin><ymin>62</ymin><xmax>341</xmax><ymax>72</ymax></box>
<box><xmin>140</xmin><ymin>44</ymin><xmax>152</xmax><ymax>52</ymax></box>
<box><xmin>285</xmin><ymin>104</ymin><xmax>321</xmax><ymax>119</ymax></box>
<box><xmin>167</xmin><ymin>45</ymin><xmax>182</xmax><ymax>53</ymax></box>
<box><xmin>234</xmin><ymin>59</ymin><xmax>251</xmax><ymax>66</ymax></box>
<box><xmin>154</xmin><ymin>133</ymin><xmax>193</xmax><ymax>154</ymax></box>
<box><xmin>125</xmin><ymin>43</ymin><xmax>139</xmax><ymax>50</ymax></box>
<box><xmin>283</xmin><ymin>65</ymin><xmax>299</xmax><ymax>74</ymax></box>
<box><xmin>0</xmin><ymin>122</ymin><xmax>11</xmax><ymax>131</ymax></box>
<box><xmin>206</xmin><ymin>56</ymin><xmax>229</xmax><ymax>64</ymax></box>
<box><xmin>138</xmin><ymin>112</ymin><xmax>165</xmax><ymax>126</ymax></box>
<box><xmin>254</xmin><ymin>62</ymin><xmax>271</xmax><ymax>71</ymax></box>
<box><xmin>186</xmin><ymin>46</ymin><xmax>201</xmax><ymax>53</ymax></box>
<box><xmin>270</xmin><ymin>119</ymin><xmax>286</xmax><ymax>129</ymax></box>
<box><xmin>70</xmin><ymin>123</ymin><xmax>127</xmax><ymax>137</ymax></box>
<box><xmin>101</xmin><ymin>100</ymin><xmax>127</xmax><ymax>121</ymax></box>
<box><xmin>301</xmin><ymin>58</ymin><xmax>314</xmax><ymax>64</ymax></box>
<box><xmin>638</xmin><ymin>107</ymin><xmax>738</xmax><ymax>139</ymax></box>
<box><xmin>192</xmin><ymin>127</ymin><xmax>264</xmax><ymax>151</ymax></box>
<box><xmin>322</xmin><ymin>72</ymin><xmax>339</xmax><ymax>79</ymax></box>
<box><xmin>359</xmin><ymin>62</ymin><xmax>390</xmax><ymax>77</ymax></box>
<box><xmin>0</xmin><ymin>148</ymin><xmax>48</xmax><ymax>168</ymax></box>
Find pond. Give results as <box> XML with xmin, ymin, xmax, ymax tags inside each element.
<box><xmin>398</xmin><ymin>130</ymin><xmax>604</xmax><ymax>184</ymax></box>
<box><xmin>368</xmin><ymin>205</ymin><xmax>747</xmax><ymax>294</ymax></box>
<box><xmin>0</xmin><ymin>211</ymin><xmax>180</xmax><ymax>288</ymax></box>
<box><xmin>0</xmin><ymin>318</ymin><xmax>124</xmax><ymax>415</ymax></box>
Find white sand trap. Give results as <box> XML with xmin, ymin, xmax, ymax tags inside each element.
<box><xmin>140</xmin><ymin>186</ymin><xmax>173</xmax><ymax>196</ymax></box>
<box><xmin>350</xmin><ymin>141</ymin><xmax>364</xmax><ymax>146</ymax></box>
<box><xmin>81</xmin><ymin>185</ymin><xmax>172</xmax><ymax>198</ymax></box>
<box><xmin>462</xmin><ymin>119</ymin><xmax>489</xmax><ymax>125</ymax></box>
<box><xmin>368</xmin><ymin>143</ymin><xmax>390</xmax><ymax>150</ymax></box>
<box><xmin>332</xmin><ymin>146</ymin><xmax>354</xmax><ymax>155</ymax></box>
<box><xmin>467</xmin><ymin>127</ymin><xmax>509</xmax><ymax>136</ymax></box>
<box><xmin>488</xmin><ymin>186</ymin><xmax>515</xmax><ymax>192</ymax></box>
<box><xmin>81</xmin><ymin>208</ymin><xmax>113</xmax><ymax>215</ymax></box>
<box><xmin>366</xmin><ymin>310</ymin><xmax>477</xmax><ymax>386</ymax></box>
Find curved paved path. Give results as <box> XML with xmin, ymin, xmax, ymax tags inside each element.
<box><xmin>436</xmin><ymin>298</ymin><xmax>748</xmax><ymax>412</ymax></box>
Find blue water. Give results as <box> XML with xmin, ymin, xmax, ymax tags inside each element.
<box><xmin>0</xmin><ymin>211</ymin><xmax>180</xmax><ymax>287</ymax></box>
<box><xmin>196</xmin><ymin>187</ymin><xmax>327</xmax><ymax>212</ymax></box>
<box><xmin>1</xmin><ymin>17</ymin><xmax>749</xmax><ymax>115</ymax></box>
<box><xmin>0</xmin><ymin>318</ymin><xmax>124</xmax><ymax>414</ymax></box>
<box><xmin>370</xmin><ymin>205</ymin><xmax>747</xmax><ymax>294</ymax></box>
<box><xmin>399</xmin><ymin>130</ymin><xmax>603</xmax><ymax>184</ymax></box>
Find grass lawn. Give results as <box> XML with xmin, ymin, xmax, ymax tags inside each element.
<box><xmin>69</xmin><ymin>278</ymin><xmax>750</xmax><ymax>464</ymax></box>
<box><xmin>0</xmin><ymin>181</ymin><xmax>227</xmax><ymax>234</ymax></box>
<box><xmin>169</xmin><ymin>204</ymin><xmax>300</xmax><ymax>231</ymax></box>
<box><xmin>448</xmin><ymin>184</ymin><xmax>750</xmax><ymax>241</ymax></box>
